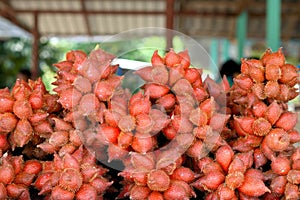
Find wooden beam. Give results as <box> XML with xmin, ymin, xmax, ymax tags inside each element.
<box><xmin>31</xmin><ymin>11</ymin><xmax>39</xmax><ymax>80</ymax></box>
<box><xmin>166</xmin><ymin>0</ymin><xmax>175</xmax><ymax>49</ymax></box>
<box><xmin>80</xmin><ymin>0</ymin><xmax>92</xmax><ymax>36</ymax></box>
<box><xmin>0</xmin><ymin>0</ymin><xmax>32</xmax><ymax>33</ymax></box>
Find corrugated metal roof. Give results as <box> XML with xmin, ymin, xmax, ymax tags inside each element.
<box><xmin>1</xmin><ymin>0</ymin><xmax>300</xmax><ymax>40</ymax></box>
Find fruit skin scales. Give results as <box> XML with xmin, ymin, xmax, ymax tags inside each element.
<box><xmin>0</xmin><ymin>47</ymin><xmax>299</xmax><ymax>199</ymax></box>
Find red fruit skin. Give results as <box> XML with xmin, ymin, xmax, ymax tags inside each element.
<box><xmin>192</xmin><ymin>170</ymin><xmax>225</xmax><ymax>191</ymax></box>
<box><xmin>151</xmin><ymin>50</ymin><xmax>165</xmax><ymax>67</ymax></box>
<box><xmin>284</xmin><ymin>183</ymin><xmax>299</xmax><ymax>200</ymax></box>
<box><xmin>78</xmin><ymin>93</ymin><xmax>100</xmax><ymax>116</ymax></box>
<box><xmin>178</xmin><ymin>49</ymin><xmax>191</xmax><ymax>69</ymax></box>
<box><xmin>34</xmin><ymin>172</ymin><xmax>53</xmax><ymax>191</ymax></box>
<box><xmin>270</xmin><ymin>176</ymin><xmax>287</xmax><ymax>195</ymax></box>
<box><xmin>252</xmin><ymin>101</ymin><xmax>267</xmax><ymax>118</ymax></box>
<box><xmin>10</xmin><ymin>119</ymin><xmax>33</xmax><ymax>148</ymax></box>
<box><xmin>23</xmin><ymin>160</ymin><xmax>42</xmax><ymax>175</ymax></box>
<box><xmin>216</xmin><ymin>184</ymin><xmax>237</xmax><ymax>200</ymax></box>
<box><xmin>156</xmin><ymin>93</ymin><xmax>176</xmax><ymax>110</ymax></box>
<box><xmin>6</xmin><ymin>183</ymin><xmax>29</xmax><ymax>199</ymax></box>
<box><xmin>0</xmin><ymin>95</ymin><xmax>14</xmax><ymax>113</ymax></box>
<box><xmin>225</xmin><ymin>171</ymin><xmax>244</xmax><ymax>190</ymax></box>
<box><xmin>237</xmin><ymin>176</ymin><xmax>270</xmax><ymax>197</ymax></box>
<box><xmin>75</xmin><ymin>184</ymin><xmax>97</xmax><ymax>200</ymax></box>
<box><xmin>148</xmin><ymin>191</ymin><xmax>164</xmax><ymax>200</ymax></box>
<box><xmin>264</xmin><ymin>128</ymin><xmax>290</xmax><ymax>152</ymax></box>
<box><xmin>97</xmin><ymin>124</ymin><xmax>120</xmax><ymax>145</ymax></box>
<box><xmin>117</xmin><ymin>131</ymin><xmax>133</xmax><ymax>149</ymax></box>
<box><xmin>271</xmin><ymin>157</ymin><xmax>291</xmax><ymax>175</ymax></box>
<box><xmin>147</xmin><ymin>169</ymin><xmax>170</xmax><ymax>191</ymax></box>
<box><xmin>50</xmin><ymin>186</ymin><xmax>75</xmax><ymax>200</ymax></box>
<box><xmin>265</xmin><ymin>64</ymin><xmax>281</xmax><ymax>81</ymax></box>
<box><xmin>279</xmin><ymin>63</ymin><xmax>298</xmax><ymax>86</ymax></box>
<box><xmin>252</xmin><ymin>117</ymin><xmax>271</xmax><ymax>136</ymax></box>
<box><xmin>0</xmin><ymin>183</ymin><xmax>7</xmax><ymax>200</ymax></box>
<box><xmin>73</xmin><ymin>76</ymin><xmax>92</xmax><ymax>94</ymax></box>
<box><xmin>0</xmin><ymin>134</ymin><xmax>9</xmax><ymax>152</ymax></box>
<box><xmin>13</xmin><ymin>172</ymin><xmax>35</xmax><ymax>186</ymax></box>
<box><xmin>264</xmin><ymin>101</ymin><xmax>282</xmax><ymax>125</ymax></box>
<box><xmin>144</xmin><ymin>83</ymin><xmax>170</xmax><ymax>99</ymax></box>
<box><xmin>131</xmin><ymin>133</ymin><xmax>156</xmax><ymax>153</ymax></box>
<box><xmin>236</xmin><ymin>151</ymin><xmax>254</xmax><ymax>169</ymax></box>
<box><xmin>253</xmin><ymin>148</ymin><xmax>268</xmax><ymax>169</ymax></box>
<box><xmin>165</xmin><ymin>49</ymin><xmax>181</xmax><ymax>67</ymax></box>
<box><xmin>0</xmin><ymin>163</ymin><xmax>15</xmax><ymax>185</ymax></box>
<box><xmin>185</xmin><ymin>68</ymin><xmax>201</xmax><ymax>84</ymax></box>
<box><xmin>58</xmin><ymin>87</ymin><xmax>82</xmax><ymax>110</ymax></box>
<box><xmin>234</xmin><ymin>74</ymin><xmax>253</xmax><ymax>91</ymax></box>
<box><xmin>264</xmin><ymin>81</ymin><xmax>280</xmax><ymax>99</ymax></box>
<box><xmin>233</xmin><ymin>116</ymin><xmax>255</xmax><ymax>136</ymax></box>
<box><xmin>0</xmin><ymin>113</ymin><xmax>18</xmax><ymax>133</ymax></box>
<box><xmin>164</xmin><ymin>180</ymin><xmax>195</xmax><ymax>200</ymax></box>
<box><xmin>287</xmin><ymin>170</ymin><xmax>300</xmax><ymax>184</ymax></box>
<box><xmin>275</xmin><ymin>111</ymin><xmax>298</xmax><ymax>131</ymax></box>
<box><xmin>89</xmin><ymin>177</ymin><xmax>113</xmax><ymax>194</ymax></box>
<box><xmin>215</xmin><ymin>145</ymin><xmax>234</xmax><ymax>173</ymax></box>
<box><xmin>170</xmin><ymin>167</ymin><xmax>199</xmax><ymax>183</ymax></box>
<box><xmin>129</xmin><ymin>185</ymin><xmax>151</xmax><ymax>200</ymax></box>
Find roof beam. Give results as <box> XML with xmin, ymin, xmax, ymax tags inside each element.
<box><xmin>0</xmin><ymin>0</ymin><xmax>32</xmax><ymax>33</ymax></box>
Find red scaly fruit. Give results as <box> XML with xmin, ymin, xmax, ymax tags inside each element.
<box><xmin>233</xmin><ymin>116</ymin><xmax>255</xmax><ymax>136</ymax></box>
<box><xmin>0</xmin><ymin>89</ymin><xmax>14</xmax><ymax>113</ymax></box>
<box><xmin>97</xmin><ymin>124</ymin><xmax>120</xmax><ymax>145</ymax></box>
<box><xmin>89</xmin><ymin>177</ymin><xmax>113</xmax><ymax>194</ymax></box>
<box><xmin>192</xmin><ymin>170</ymin><xmax>225</xmax><ymax>191</ymax></box>
<box><xmin>225</xmin><ymin>171</ymin><xmax>245</xmax><ymax>190</ymax></box>
<box><xmin>237</xmin><ymin>176</ymin><xmax>270</xmax><ymax>197</ymax></box>
<box><xmin>184</xmin><ymin>68</ymin><xmax>201</xmax><ymax>84</ymax></box>
<box><xmin>129</xmin><ymin>185</ymin><xmax>151</xmax><ymax>200</ymax></box>
<box><xmin>284</xmin><ymin>182</ymin><xmax>299</xmax><ymax>199</ymax></box>
<box><xmin>75</xmin><ymin>184</ymin><xmax>97</xmax><ymax>200</ymax></box>
<box><xmin>49</xmin><ymin>131</ymin><xmax>69</xmax><ymax>147</ymax></box>
<box><xmin>264</xmin><ymin>128</ymin><xmax>290</xmax><ymax>152</ymax></box>
<box><xmin>265</xmin><ymin>64</ymin><xmax>281</xmax><ymax>81</ymax></box>
<box><xmin>144</xmin><ymin>83</ymin><xmax>170</xmax><ymax>99</ymax></box>
<box><xmin>0</xmin><ymin>113</ymin><xmax>18</xmax><ymax>133</ymax></box>
<box><xmin>117</xmin><ymin>131</ymin><xmax>133</xmax><ymax>149</ymax></box>
<box><xmin>287</xmin><ymin>170</ymin><xmax>300</xmax><ymax>184</ymax></box>
<box><xmin>0</xmin><ymin>182</ymin><xmax>7</xmax><ymax>199</ymax></box>
<box><xmin>253</xmin><ymin>148</ymin><xmax>268</xmax><ymax>169</ymax></box>
<box><xmin>252</xmin><ymin>101</ymin><xmax>267</xmax><ymax>118</ymax></box>
<box><xmin>148</xmin><ymin>191</ymin><xmax>164</xmax><ymax>200</ymax></box>
<box><xmin>164</xmin><ymin>180</ymin><xmax>195</xmax><ymax>200</ymax></box>
<box><xmin>215</xmin><ymin>145</ymin><xmax>234</xmax><ymax>173</ymax></box>
<box><xmin>271</xmin><ymin>156</ymin><xmax>291</xmax><ymax>175</ymax></box>
<box><xmin>10</xmin><ymin>119</ymin><xmax>33</xmax><ymax>148</ymax></box>
<box><xmin>147</xmin><ymin>169</ymin><xmax>170</xmax><ymax>191</ymax></box>
<box><xmin>73</xmin><ymin>76</ymin><xmax>92</xmax><ymax>94</ymax></box>
<box><xmin>151</xmin><ymin>50</ymin><xmax>165</xmax><ymax>67</ymax></box>
<box><xmin>129</xmin><ymin>93</ymin><xmax>151</xmax><ymax>116</ymax></box>
<box><xmin>251</xmin><ymin>83</ymin><xmax>266</xmax><ymax>100</ymax></box>
<box><xmin>50</xmin><ymin>186</ymin><xmax>75</xmax><ymax>200</ymax></box>
<box><xmin>279</xmin><ymin>63</ymin><xmax>299</xmax><ymax>86</ymax></box>
<box><xmin>23</xmin><ymin>160</ymin><xmax>42</xmax><ymax>175</ymax></box>
<box><xmin>118</xmin><ymin>115</ymin><xmax>136</xmax><ymax>133</ymax></box>
<box><xmin>178</xmin><ymin>49</ymin><xmax>191</xmax><ymax>69</ymax></box>
<box><xmin>33</xmin><ymin>172</ymin><xmax>53</xmax><ymax>191</ymax></box>
<box><xmin>252</xmin><ymin>117</ymin><xmax>271</xmax><ymax>136</ymax></box>
<box><xmin>165</xmin><ymin>49</ymin><xmax>181</xmax><ymax>67</ymax></box>
<box><xmin>107</xmin><ymin>143</ymin><xmax>128</xmax><ymax>162</ymax></box>
<box><xmin>247</xmin><ymin>60</ymin><xmax>265</xmax><ymax>83</ymax></box>
<box><xmin>6</xmin><ymin>183</ymin><xmax>30</xmax><ymax>199</ymax></box>
<box><xmin>156</xmin><ymin>93</ymin><xmax>176</xmax><ymax>110</ymax></box>
<box><xmin>78</xmin><ymin>93</ymin><xmax>100</xmax><ymax>116</ymax></box>
<box><xmin>58</xmin><ymin>168</ymin><xmax>83</xmax><ymax>193</ymax></box>
<box><xmin>58</xmin><ymin>87</ymin><xmax>82</xmax><ymax>110</ymax></box>
<box><xmin>131</xmin><ymin>133</ymin><xmax>156</xmax><ymax>153</ymax></box>
<box><xmin>170</xmin><ymin>167</ymin><xmax>199</xmax><ymax>183</ymax></box>
<box><xmin>270</xmin><ymin>175</ymin><xmax>287</xmax><ymax>195</ymax></box>
<box><xmin>264</xmin><ymin>100</ymin><xmax>282</xmax><ymax>125</ymax></box>
<box><xmin>275</xmin><ymin>111</ymin><xmax>298</xmax><ymax>131</ymax></box>
<box><xmin>13</xmin><ymin>99</ymin><xmax>33</xmax><ymax>119</ymax></box>
<box><xmin>288</xmin><ymin>129</ymin><xmax>300</xmax><ymax>144</ymax></box>
<box><xmin>217</xmin><ymin>184</ymin><xmax>237</xmax><ymax>200</ymax></box>
<box><xmin>261</xmin><ymin>48</ymin><xmax>285</xmax><ymax>67</ymax></box>
<box><xmin>264</xmin><ymin>81</ymin><xmax>280</xmax><ymax>99</ymax></box>
<box><xmin>234</xmin><ymin>74</ymin><xmax>253</xmax><ymax>91</ymax></box>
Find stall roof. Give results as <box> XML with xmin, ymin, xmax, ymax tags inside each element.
<box><xmin>1</xmin><ymin>0</ymin><xmax>300</xmax><ymax>40</ymax></box>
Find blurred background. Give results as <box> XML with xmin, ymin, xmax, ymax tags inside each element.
<box><xmin>0</xmin><ymin>0</ymin><xmax>299</xmax><ymax>91</ymax></box>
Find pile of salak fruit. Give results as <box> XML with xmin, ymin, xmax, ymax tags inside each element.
<box><xmin>0</xmin><ymin>46</ymin><xmax>299</xmax><ymax>200</ymax></box>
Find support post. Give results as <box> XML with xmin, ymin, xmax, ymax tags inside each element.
<box><xmin>236</xmin><ymin>11</ymin><xmax>247</xmax><ymax>60</ymax></box>
<box><xmin>32</xmin><ymin>12</ymin><xmax>39</xmax><ymax>80</ymax></box>
<box><xmin>166</xmin><ymin>0</ymin><xmax>175</xmax><ymax>49</ymax></box>
<box><xmin>266</xmin><ymin>0</ymin><xmax>281</xmax><ymax>50</ymax></box>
